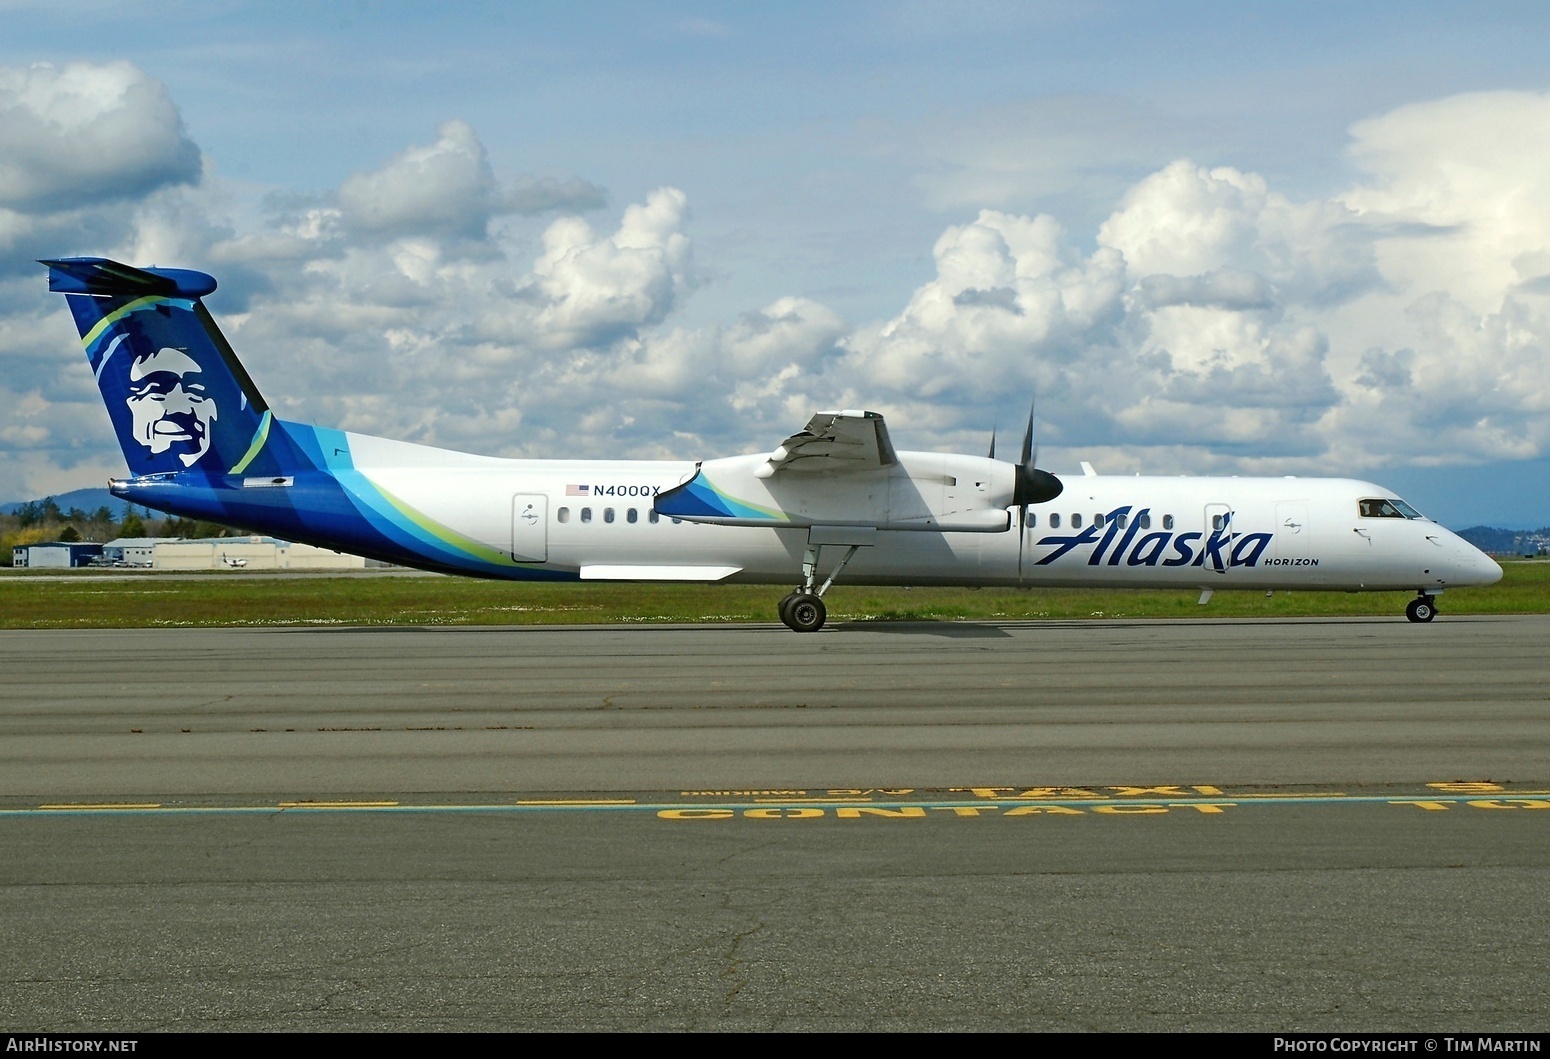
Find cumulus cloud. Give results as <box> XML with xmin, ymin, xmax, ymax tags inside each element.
<box><xmin>337</xmin><ymin>120</ymin><xmax>497</xmax><ymax>239</ymax></box>
<box><xmin>522</xmin><ymin>187</ymin><xmax>694</xmax><ymax>348</ymax></box>
<box><xmin>0</xmin><ymin>61</ymin><xmax>200</xmax><ymax>213</ymax></box>
<box><xmin>1098</xmin><ymin>160</ymin><xmax>1375</xmax><ymax>304</ymax></box>
<box><xmin>195</xmin><ymin>183</ymin><xmax>702</xmax><ymax>459</ymax></box>
<box><xmin>335</xmin><ymin>120</ymin><xmax>606</xmax><ymax>243</ymax></box>
<box><xmin>0</xmin><ymin>61</ymin><xmax>205</xmax><ymax>276</ymax></box>
<box><xmin>821</xmin><ymin>187</ymin><xmax>1342</xmax><ymax>461</ymax></box>
<box><xmin>1320</xmin><ymin>91</ymin><xmax>1550</xmax><ymax>469</ymax></box>
<box><xmin>1343</xmin><ymin>91</ymin><xmax>1550</xmax><ymax>311</ymax></box>
<box><xmin>838</xmin><ymin>210</ymin><xmax>1125</xmax><ymax>402</ymax></box>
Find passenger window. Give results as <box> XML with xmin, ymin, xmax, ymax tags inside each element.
<box><xmin>1027</xmin><ymin>510</ymin><xmax>1037</xmax><ymax>528</ymax></box>
<box><xmin>1049</xmin><ymin>513</ymin><xmax>1061</xmax><ymax>529</ymax></box>
<box><xmin>1212</xmin><ymin>514</ymin><xmax>1226</xmax><ymax>531</ymax></box>
<box><xmin>557</xmin><ymin>507</ymin><xmax>570</xmax><ymax>524</ymax></box>
<box><xmin>1162</xmin><ymin>514</ymin><xmax>1174</xmax><ymax>531</ymax></box>
<box><xmin>580</xmin><ymin>508</ymin><xmax>592</xmax><ymax>523</ymax></box>
<box><xmin>1115</xmin><ymin>514</ymin><xmax>1127</xmax><ymax>530</ymax></box>
<box><xmin>1359</xmin><ymin>498</ymin><xmax>1406</xmax><ymax>518</ymax></box>
<box><xmin>604</xmin><ymin>508</ymin><xmax>615</xmax><ymax>524</ymax></box>
<box><xmin>627</xmin><ymin>508</ymin><xmax>638</xmax><ymax>524</ymax></box>
<box><xmin>1094</xmin><ymin>513</ymin><xmax>1105</xmax><ymax>528</ymax></box>
<box><xmin>1138</xmin><ymin>513</ymin><xmax>1150</xmax><ymax>530</ymax></box>
<box><xmin>1071</xmin><ymin>513</ymin><xmax>1083</xmax><ymax>529</ymax></box>
<box><xmin>649</xmin><ymin>511</ymin><xmax>660</xmax><ymax>524</ymax></box>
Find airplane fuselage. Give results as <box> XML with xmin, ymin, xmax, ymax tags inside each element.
<box><xmin>110</xmin><ymin>425</ymin><xmax>1501</xmax><ymax>595</ymax></box>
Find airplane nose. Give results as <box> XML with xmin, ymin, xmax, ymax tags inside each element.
<box><xmin>1454</xmin><ymin>539</ymin><xmax>1503</xmax><ymax>586</ymax></box>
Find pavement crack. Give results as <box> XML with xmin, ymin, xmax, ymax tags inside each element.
<box><xmin>719</xmin><ymin>891</ymin><xmax>764</xmax><ymax>1015</ymax></box>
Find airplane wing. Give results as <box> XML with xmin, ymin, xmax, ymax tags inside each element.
<box><xmin>754</xmin><ymin>410</ymin><xmax>898</xmax><ymax>478</ymax></box>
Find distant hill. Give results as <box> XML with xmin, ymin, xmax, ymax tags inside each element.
<box><xmin>1457</xmin><ymin>525</ymin><xmax>1550</xmax><ymax>556</ymax></box>
<box><xmin>0</xmin><ymin>488</ymin><xmax>133</xmax><ymax>519</ymax></box>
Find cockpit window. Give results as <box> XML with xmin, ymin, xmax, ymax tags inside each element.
<box><xmin>1359</xmin><ymin>497</ymin><xmax>1425</xmax><ymax>519</ymax></box>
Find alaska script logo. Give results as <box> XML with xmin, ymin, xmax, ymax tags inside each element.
<box><xmin>1034</xmin><ymin>507</ymin><xmax>1273</xmax><ymax>573</ymax></box>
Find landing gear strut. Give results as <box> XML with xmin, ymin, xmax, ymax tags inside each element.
<box><xmin>777</xmin><ymin>541</ymin><xmax>863</xmax><ymax>632</ymax></box>
<box><xmin>1405</xmin><ymin>593</ymin><xmax>1438</xmax><ymax>623</ymax></box>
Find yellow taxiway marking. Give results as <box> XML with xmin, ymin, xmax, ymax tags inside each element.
<box><xmin>278</xmin><ymin>801</ymin><xmax>399</xmax><ymax>808</ymax></box>
<box><xmin>38</xmin><ymin>803</ymin><xmax>162</xmax><ymax>810</ymax></box>
<box><xmin>514</xmin><ymin>799</ymin><xmax>636</xmax><ymax>806</ymax></box>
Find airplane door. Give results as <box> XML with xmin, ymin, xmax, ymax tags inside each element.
<box><xmin>512</xmin><ymin>494</ymin><xmax>547</xmax><ymax>562</ymax></box>
<box><xmin>1204</xmin><ymin>502</ymin><xmax>1232</xmax><ymax>574</ymax></box>
<box><xmin>1274</xmin><ymin>502</ymin><xmax>1308</xmax><ymax>561</ymax></box>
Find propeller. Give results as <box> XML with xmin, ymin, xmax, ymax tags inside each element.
<box><xmin>1012</xmin><ymin>399</ymin><xmax>1063</xmax><ymax>508</ymax></box>
<box><xmin>993</xmin><ymin>399</ymin><xmax>1063</xmax><ymax>578</ymax></box>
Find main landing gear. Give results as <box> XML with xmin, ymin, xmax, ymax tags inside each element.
<box><xmin>1405</xmin><ymin>593</ymin><xmax>1438</xmax><ymax>623</ymax></box>
<box><xmin>776</xmin><ymin>541</ymin><xmax>864</xmax><ymax>632</ymax></box>
<box><xmin>778</xmin><ymin>591</ymin><xmax>826</xmax><ymax>633</ymax></box>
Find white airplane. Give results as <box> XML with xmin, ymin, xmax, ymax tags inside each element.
<box><xmin>44</xmin><ymin>257</ymin><xmax>1502</xmax><ymax>631</ymax></box>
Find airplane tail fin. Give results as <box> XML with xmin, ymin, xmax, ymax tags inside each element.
<box><xmin>43</xmin><ymin>257</ymin><xmax>303</xmax><ymax>479</ymax></box>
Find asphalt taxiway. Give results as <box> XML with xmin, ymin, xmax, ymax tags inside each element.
<box><xmin>1</xmin><ymin>617</ymin><xmax>1546</xmax><ymax>1030</ymax></box>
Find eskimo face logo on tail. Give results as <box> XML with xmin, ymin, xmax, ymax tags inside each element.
<box><xmin>125</xmin><ymin>347</ymin><xmax>217</xmax><ymax>467</ymax></box>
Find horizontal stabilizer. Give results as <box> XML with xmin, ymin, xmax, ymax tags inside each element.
<box><xmin>40</xmin><ymin>257</ymin><xmax>217</xmax><ymax>299</ymax></box>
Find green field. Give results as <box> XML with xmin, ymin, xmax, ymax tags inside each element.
<box><xmin>1</xmin><ymin>561</ymin><xmax>1545</xmax><ymax>628</ymax></box>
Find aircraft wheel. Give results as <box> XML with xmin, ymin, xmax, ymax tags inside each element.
<box><xmin>777</xmin><ymin>592</ymin><xmax>799</xmax><ymax>627</ymax></box>
<box><xmin>785</xmin><ymin>593</ymin><xmax>826</xmax><ymax>633</ymax></box>
<box><xmin>1405</xmin><ymin>596</ymin><xmax>1437</xmax><ymax>623</ymax></box>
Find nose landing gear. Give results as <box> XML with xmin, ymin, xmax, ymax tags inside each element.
<box><xmin>1405</xmin><ymin>593</ymin><xmax>1438</xmax><ymax>623</ymax></box>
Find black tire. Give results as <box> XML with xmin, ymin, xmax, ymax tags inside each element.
<box><xmin>786</xmin><ymin>593</ymin><xmax>826</xmax><ymax>633</ymax></box>
<box><xmin>1406</xmin><ymin>596</ymin><xmax>1437</xmax><ymax>623</ymax></box>
<box><xmin>777</xmin><ymin>593</ymin><xmax>798</xmax><ymax>627</ymax></box>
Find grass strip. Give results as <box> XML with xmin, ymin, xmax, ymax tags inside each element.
<box><xmin>0</xmin><ymin>561</ymin><xmax>1545</xmax><ymax>629</ymax></box>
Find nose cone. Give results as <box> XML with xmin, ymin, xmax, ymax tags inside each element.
<box><xmin>1451</xmin><ymin>536</ymin><xmax>1503</xmax><ymax>586</ymax></box>
<box><xmin>1472</xmin><ymin>548</ymin><xmax>1504</xmax><ymax>586</ymax></box>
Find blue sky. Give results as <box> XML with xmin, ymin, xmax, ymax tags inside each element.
<box><xmin>2</xmin><ymin>1</ymin><xmax>1547</xmax><ymax>526</ymax></box>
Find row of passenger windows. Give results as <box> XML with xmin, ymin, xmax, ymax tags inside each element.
<box><xmin>1032</xmin><ymin>512</ymin><xmax>1178</xmax><ymax>531</ymax></box>
<box><xmin>554</xmin><ymin>506</ymin><xmax>1187</xmax><ymax>532</ymax></box>
<box><xmin>561</xmin><ymin>504</ymin><xmax>1415</xmax><ymax>528</ymax></box>
<box><xmin>556</xmin><ymin>506</ymin><xmax>680</xmax><ymax>525</ymax></box>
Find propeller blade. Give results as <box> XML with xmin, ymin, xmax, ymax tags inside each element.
<box><xmin>988</xmin><ymin>425</ymin><xmax>997</xmax><ymax>461</ymax></box>
<box><xmin>1019</xmin><ymin>400</ymin><xmax>1035</xmax><ymax>469</ymax></box>
<box><xmin>1010</xmin><ymin>396</ymin><xmax>1063</xmax><ymax>505</ymax></box>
